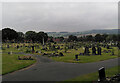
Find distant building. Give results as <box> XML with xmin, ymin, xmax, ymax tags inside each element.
<box><xmin>53</xmin><ymin>38</ymin><xmax>60</xmax><ymax>42</ymax></box>
<box><xmin>47</xmin><ymin>38</ymin><xmax>61</xmax><ymax>42</ymax></box>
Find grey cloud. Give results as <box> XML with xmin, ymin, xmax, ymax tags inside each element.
<box><xmin>2</xmin><ymin>2</ymin><xmax>117</xmax><ymax>32</ymax></box>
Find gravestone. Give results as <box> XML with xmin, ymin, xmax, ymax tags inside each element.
<box><xmin>117</xmin><ymin>42</ymin><xmax>120</xmax><ymax>49</ymax></box>
<box><xmin>92</xmin><ymin>46</ymin><xmax>96</xmax><ymax>55</ymax></box>
<box><xmin>36</xmin><ymin>51</ymin><xmax>38</xmax><ymax>53</ymax></box>
<box><xmin>8</xmin><ymin>52</ymin><xmax>10</xmax><ymax>54</ymax></box>
<box><xmin>71</xmin><ymin>46</ymin><xmax>74</xmax><ymax>49</ymax></box>
<box><xmin>52</xmin><ymin>45</ymin><xmax>56</xmax><ymax>50</ymax></box>
<box><xmin>97</xmin><ymin>46</ymin><xmax>101</xmax><ymax>55</ymax></box>
<box><xmin>55</xmin><ymin>54</ymin><xmax>59</xmax><ymax>56</ymax></box>
<box><xmin>17</xmin><ymin>45</ymin><xmax>19</xmax><ymax>49</ymax></box>
<box><xmin>75</xmin><ymin>55</ymin><xmax>78</xmax><ymax>61</ymax></box>
<box><xmin>79</xmin><ymin>53</ymin><xmax>84</xmax><ymax>56</ymax></box>
<box><xmin>42</xmin><ymin>53</ymin><xmax>48</xmax><ymax>56</ymax></box>
<box><xmin>103</xmin><ymin>45</ymin><xmax>106</xmax><ymax>48</ymax></box>
<box><xmin>31</xmin><ymin>46</ymin><xmax>35</xmax><ymax>53</ymax></box>
<box><xmin>107</xmin><ymin>45</ymin><xmax>110</xmax><ymax>49</ymax></box>
<box><xmin>8</xmin><ymin>51</ymin><xmax>12</xmax><ymax>55</ymax></box>
<box><xmin>38</xmin><ymin>51</ymin><xmax>41</xmax><ymax>53</ymax></box>
<box><xmin>7</xmin><ymin>45</ymin><xmax>9</xmax><ymax>48</ymax></box>
<box><xmin>84</xmin><ymin>46</ymin><xmax>90</xmax><ymax>55</ymax></box>
<box><xmin>57</xmin><ymin>46</ymin><xmax>60</xmax><ymax>49</ymax></box>
<box><xmin>59</xmin><ymin>52</ymin><xmax>64</xmax><ymax>56</ymax></box>
<box><xmin>98</xmin><ymin>67</ymin><xmax>106</xmax><ymax>82</ymax></box>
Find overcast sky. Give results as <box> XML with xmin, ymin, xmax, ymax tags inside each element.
<box><xmin>2</xmin><ymin>2</ymin><xmax>118</xmax><ymax>32</ymax></box>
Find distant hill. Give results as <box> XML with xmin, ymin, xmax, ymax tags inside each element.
<box><xmin>47</xmin><ymin>29</ymin><xmax>119</xmax><ymax>37</ymax></box>
<box><xmin>82</xmin><ymin>29</ymin><xmax>119</xmax><ymax>34</ymax></box>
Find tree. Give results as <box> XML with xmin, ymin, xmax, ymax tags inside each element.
<box><xmin>48</xmin><ymin>36</ymin><xmax>54</xmax><ymax>42</ymax></box>
<box><xmin>36</xmin><ymin>32</ymin><xmax>48</xmax><ymax>44</ymax></box>
<box><xmin>78</xmin><ymin>36</ymin><xmax>84</xmax><ymax>41</ymax></box>
<box><xmin>102</xmin><ymin>34</ymin><xmax>108</xmax><ymax>42</ymax></box>
<box><xmin>25</xmin><ymin>31</ymin><xmax>37</xmax><ymax>43</ymax></box>
<box><xmin>95</xmin><ymin>34</ymin><xmax>102</xmax><ymax>42</ymax></box>
<box><xmin>59</xmin><ymin>37</ymin><xmax>64</xmax><ymax>42</ymax></box>
<box><xmin>2</xmin><ymin>28</ymin><xmax>18</xmax><ymax>42</ymax></box>
<box><xmin>118</xmin><ymin>34</ymin><xmax>120</xmax><ymax>41</ymax></box>
<box><xmin>106</xmin><ymin>35</ymin><xmax>112</xmax><ymax>42</ymax></box>
<box><xmin>68</xmin><ymin>35</ymin><xmax>78</xmax><ymax>42</ymax></box>
<box><xmin>112</xmin><ymin>34</ymin><xmax>118</xmax><ymax>41</ymax></box>
<box><xmin>86</xmin><ymin>35</ymin><xmax>93</xmax><ymax>41</ymax></box>
<box><xmin>17</xmin><ymin>32</ymin><xmax>25</xmax><ymax>42</ymax></box>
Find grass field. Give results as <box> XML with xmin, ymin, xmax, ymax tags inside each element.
<box><xmin>63</xmin><ymin>66</ymin><xmax>120</xmax><ymax>83</ymax></box>
<box><xmin>2</xmin><ymin>53</ymin><xmax>36</xmax><ymax>75</ymax></box>
<box><xmin>50</xmin><ymin>47</ymin><xmax>119</xmax><ymax>63</ymax></box>
<box><xmin>1</xmin><ymin>43</ymin><xmax>119</xmax><ymax>76</ymax></box>
<box><xmin>1</xmin><ymin>43</ymin><xmax>119</xmax><ymax>63</ymax></box>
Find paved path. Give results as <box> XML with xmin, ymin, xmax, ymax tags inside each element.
<box><xmin>2</xmin><ymin>55</ymin><xmax>119</xmax><ymax>81</ymax></box>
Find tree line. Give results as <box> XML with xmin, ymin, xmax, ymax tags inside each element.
<box><xmin>68</xmin><ymin>34</ymin><xmax>120</xmax><ymax>42</ymax></box>
<box><xmin>2</xmin><ymin>28</ymin><xmax>48</xmax><ymax>43</ymax></box>
<box><xmin>1</xmin><ymin>28</ymin><xmax>120</xmax><ymax>43</ymax></box>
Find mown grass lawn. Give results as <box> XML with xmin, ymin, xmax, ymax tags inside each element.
<box><xmin>2</xmin><ymin>43</ymin><xmax>119</xmax><ymax>63</ymax></box>
<box><xmin>2</xmin><ymin>53</ymin><xmax>36</xmax><ymax>75</ymax></box>
<box><xmin>62</xmin><ymin>66</ymin><xmax>120</xmax><ymax>83</ymax></box>
<box><xmin>50</xmin><ymin>47</ymin><xmax>119</xmax><ymax>63</ymax></box>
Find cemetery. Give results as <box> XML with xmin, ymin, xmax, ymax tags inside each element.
<box><xmin>1</xmin><ymin>28</ymin><xmax>120</xmax><ymax>82</ymax></box>
<box><xmin>1</xmin><ymin>42</ymin><xmax>119</xmax><ymax>63</ymax></box>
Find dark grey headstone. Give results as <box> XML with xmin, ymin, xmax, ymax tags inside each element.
<box><xmin>75</xmin><ymin>55</ymin><xmax>78</xmax><ymax>60</ymax></box>
<box><xmin>98</xmin><ymin>67</ymin><xmax>106</xmax><ymax>81</ymax></box>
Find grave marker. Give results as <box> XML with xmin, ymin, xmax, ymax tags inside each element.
<box><xmin>97</xmin><ymin>46</ymin><xmax>101</xmax><ymax>55</ymax></box>
<box><xmin>98</xmin><ymin>67</ymin><xmax>106</xmax><ymax>82</ymax></box>
<box><xmin>75</xmin><ymin>55</ymin><xmax>78</xmax><ymax>61</ymax></box>
<box><xmin>92</xmin><ymin>46</ymin><xmax>96</xmax><ymax>55</ymax></box>
<box><xmin>32</xmin><ymin>46</ymin><xmax>35</xmax><ymax>53</ymax></box>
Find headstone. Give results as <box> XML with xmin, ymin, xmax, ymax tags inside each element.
<box><xmin>7</xmin><ymin>45</ymin><xmax>9</xmax><ymax>48</ymax></box>
<box><xmin>10</xmin><ymin>51</ymin><xmax>12</xmax><ymax>54</ymax></box>
<box><xmin>57</xmin><ymin>46</ymin><xmax>60</xmax><ymax>49</ymax></box>
<box><xmin>31</xmin><ymin>46</ymin><xmax>35</xmax><ymax>53</ymax></box>
<box><xmin>8</xmin><ymin>52</ymin><xmax>10</xmax><ymax>54</ymax></box>
<box><xmin>97</xmin><ymin>46</ymin><xmax>101</xmax><ymax>55</ymax></box>
<box><xmin>117</xmin><ymin>42</ymin><xmax>120</xmax><ymax>49</ymax></box>
<box><xmin>98</xmin><ymin>67</ymin><xmax>106</xmax><ymax>82</ymax></box>
<box><xmin>17</xmin><ymin>45</ymin><xmax>19</xmax><ymax>49</ymax></box>
<box><xmin>79</xmin><ymin>53</ymin><xmax>84</xmax><ymax>56</ymax></box>
<box><xmin>59</xmin><ymin>52</ymin><xmax>64</xmax><ymax>56</ymax></box>
<box><xmin>8</xmin><ymin>51</ymin><xmax>12</xmax><ymax>55</ymax></box>
<box><xmin>75</xmin><ymin>55</ymin><xmax>78</xmax><ymax>60</ymax></box>
<box><xmin>84</xmin><ymin>46</ymin><xmax>90</xmax><ymax>55</ymax></box>
<box><xmin>71</xmin><ymin>46</ymin><xmax>73</xmax><ymax>49</ymax></box>
<box><xmin>107</xmin><ymin>45</ymin><xmax>110</xmax><ymax>49</ymax></box>
<box><xmin>103</xmin><ymin>45</ymin><xmax>106</xmax><ymax>48</ymax></box>
<box><xmin>92</xmin><ymin>46</ymin><xmax>96</xmax><ymax>55</ymax></box>
<box><xmin>36</xmin><ymin>51</ymin><xmax>38</xmax><ymax>53</ymax></box>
